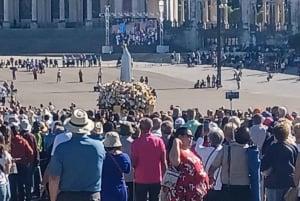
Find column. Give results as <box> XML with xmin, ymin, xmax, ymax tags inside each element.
<box><xmin>223</xmin><ymin>1</ymin><xmax>228</xmax><ymax>28</ymax></box>
<box><xmin>173</xmin><ymin>0</ymin><xmax>179</xmax><ymax>26</ymax></box>
<box><xmin>170</xmin><ymin>0</ymin><xmax>174</xmax><ymax>25</ymax></box>
<box><xmin>58</xmin><ymin>0</ymin><xmax>65</xmax><ymax>28</ymax></box>
<box><xmin>31</xmin><ymin>0</ymin><xmax>38</xmax><ymax>28</ymax></box>
<box><xmin>275</xmin><ymin>2</ymin><xmax>280</xmax><ymax>30</ymax></box>
<box><xmin>86</xmin><ymin>0</ymin><xmax>93</xmax><ymax>27</ymax></box>
<box><xmin>114</xmin><ymin>0</ymin><xmax>123</xmax><ymax>16</ymax></box>
<box><xmin>203</xmin><ymin>0</ymin><xmax>209</xmax><ymax>28</ymax></box>
<box><xmin>263</xmin><ymin>0</ymin><xmax>267</xmax><ymax>25</ymax></box>
<box><xmin>3</xmin><ymin>0</ymin><xmax>10</xmax><ymax>28</ymax></box>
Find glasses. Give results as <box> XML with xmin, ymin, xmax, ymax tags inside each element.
<box><xmin>185</xmin><ymin>134</ymin><xmax>193</xmax><ymax>139</ymax></box>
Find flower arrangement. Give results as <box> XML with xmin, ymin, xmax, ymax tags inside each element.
<box><xmin>97</xmin><ymin>81</ymin><xmax>156</xmax><ymax>112</ymax></box>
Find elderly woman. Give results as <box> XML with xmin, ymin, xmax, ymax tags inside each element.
<box><xmin>168</xmin><ymin>127</ymin><xmax>209</xmax><ymax>201</ymax></box>
<box><xmin>223</xmin><ymin>123</ymin><xmax>237</xmax><ymax>144</ymax></box>
<box><xmin>195</xmin><ymin>127</ymin><xmax>224</xmax><ymax>201</ymax></box>
<box><xmin>262</xmin><ymin>122</ymin><xmax>298</xmax><ymax>201</ymax></box>
<box><xmin>208</xmin><ymin>126</ymin><xmax>252</xmax><ymax>201</ymax></box>
<box><xmin>101</xmin><ymin>132</ymin><xmax>131</xmax><ymax>201</ymax></box>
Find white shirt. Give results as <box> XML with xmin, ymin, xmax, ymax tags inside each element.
<box><xmin>0</xmin><ymin>151</ymin><xmax>12</xmax><ymax>184</ymax></box>
<box><xmin>249</xmin><ymin>124</ymin><xmax>267</xmax><ymax>152</ymax></box>
<box><xmin>195</xmin><ymin>137</ymin><xmax>223</xmax><ymax>190</ymax></box>
<box><xmin>51</xmin><ymin>132</ymin><xmax>72</xmax><ymax>156</ymax></box>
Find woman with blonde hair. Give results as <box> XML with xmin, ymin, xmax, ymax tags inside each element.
<box><xmin>168</xmin><ymin>127</ymin><xmax>209</xmax><ymax>201</ymax></box>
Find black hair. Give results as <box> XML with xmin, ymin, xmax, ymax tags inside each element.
<box><xmin>235</xmin><ymin>126</ymin><xmax>251</xmax><ymax>145</ymax></box>
<box><xmin>174</xmin><ymin>127</ymin><xmax>189</xmax><ymax>138</ymax></box>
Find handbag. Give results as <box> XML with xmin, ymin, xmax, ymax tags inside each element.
<box><xmin>284</xmin><ymin>187</ymin><xmax>298</xmax><ymax>201</ymax></box>
<box><xmin>161</xmin><ymin>167</ymin><xmax>180</xmax><ymax>188</ymax></box>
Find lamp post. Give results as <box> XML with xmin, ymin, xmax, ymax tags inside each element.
<box><xmin>216</xmin><ymin>0</ymin><xmax>222</xmax><ymax>87</ymax></box>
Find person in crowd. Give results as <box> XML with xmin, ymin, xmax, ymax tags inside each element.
<box><xmin>261</xmin><ymin>122</ymin><xmax>298</xmax><ymax>201</ymax></box>
<box><xmin>249</xmin><ymin>113</ymin><xmax>267</xmax><ymax>153</ymax></box>
<box><xmin>183</xmin><ymin>109</ymin><xmax>201</xmax><ymax>136</ymax></box>
<box><xmin>131</xmin><ymin>117</ymin><xmax>167</xmax><ymax>201</ymax></box>
<box><xmin>151</xmin><ymin>117</ymin><xmax>162</xmax><ymax>137</ymax></box>
<box><xmin>195</xmin><ymin>127</ymin><xmax>224</xmax><ymax>201</ymax></box>
<box><xmin>119</xmin><ymin>121</ymin><xmax>139</xmax><ymax>201</ymax></box>
<box><xmin>209</xmin><ymin>126</ymin><xmax>252</xmax><ymax>201</ymax></box>
<box><xmin>10</xmin><ymin>123</ymin><xmax>34</xmax><ymax>201</ymax></box>
<box><xmin>0</xmin><ymin>135</ymin><xmax>12</xmax><ymax>201</ymax></box>
<box><xmin>161</xmin><ymin>120</ymin><xmax>174</xmax><ymax>149</ymax></box>
<box><xmin>294</xmin><ymin>123</ymin><xmax>300</xmax><ymax>151</ymax></box>
<box><xmin>101</xmin><ymin>131</ymin><xmax>131</xmax><ymax>201</ymax></box>
<box><xmin>222</xmin><ymin>122</ymin><xmax>237</xmax><ymax>144</ymax></box>
<box><xmin>168</xmin><ymin>127</ymin><xmax>209</xmax><ymax>201</ymax></box>
<box><xmin>49</xmin><ymin>109</ymin><xmax>106</xmax><ymax>201</ymax></box>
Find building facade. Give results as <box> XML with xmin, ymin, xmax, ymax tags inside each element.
<box><xmin>0</xmin><ymin>0</ymin><xmax>299</xmax><ymax>34</ymax></box>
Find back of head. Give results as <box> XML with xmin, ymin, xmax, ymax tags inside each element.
<box><xmin>174</xmin><ymin>127</ymin><xmax>189</xmax><ymax>138</ymax></box>
<box><xmin>235</xmin><ymin>126</ymin><xmax>251</xmax><ymax>145</ymax></box>
<box><xmin>139</xmin><ymin>117</ymin><xmax>153</xmax><ymax>133</ymax></box>
<box><xmin>252</xmin><ymin>114</ymin><xmax>263</xmax><ymax>125</ymax></box>
<box><xmin>103</xmin><ymin>121</ymin><xmax>115</xmax><ymax>133</ymax></box>
<box><xmin>152</xmin><ymin>117</ymin><xmax>162</xmax><ymax>130</ymax></box>
<box><xmin>294</xmin><ymin>123</ymin><xmax>300</xmax><ymax>139</ymax></box>
<box><xmin>278</xmin><ymin>106</ymin><xmax>287</xmax><ymax>119</ymax></box>
<box><xmin>273</xmin><ymin>122</ymin><xmax>290</xmax><ymax>142</ymax></box>
<box><xmin>186</xmin><ymin>109</ymin><xmax>195</xmax><ymax>121</ymax></box>
<box><xmin>223</xmin><ymin>122</ymin><xmax>237</xmax><ymax>141</ymax></box>
<box><xmin>208</xmin><ymin>127</ymin><xmax>224</xmax><ymax>147</ymax></box>
<box><xmin>228</xmin><ymin>116</ymin><xmax>241</xmax><ymax>128</ymax></box>
<box><xmin>161</xmin><ymin>120</ymin><xmax>173</xmax><ymax>135</ymax></box>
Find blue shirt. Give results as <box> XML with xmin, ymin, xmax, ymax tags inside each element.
<box><xmin>49</xmin><ymin>134</ymin><xmax>106</xmax><ymax>192</ymax></box>
<box><xmin>101</xmin><ymin>153</ymin><xmax>131</xmax><ymax>193</ymax></box>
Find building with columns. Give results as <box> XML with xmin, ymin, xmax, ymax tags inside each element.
<box><xmin>0</xmin><ymin>0</ymin><xmax>160</xmax><ymax>28</ymax></box>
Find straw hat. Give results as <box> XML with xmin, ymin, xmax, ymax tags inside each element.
<box><xmin>64</xmin><ymin>109</ymin><xmax>94</xmax><ymax>134</ymax></box>
<box><xmin>103</xmin><ymin>132</ymin><xmax>122</xmax><ymax>147</ymax></box>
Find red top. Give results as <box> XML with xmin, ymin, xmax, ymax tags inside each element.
<box><xmin>168</xmin><ymin>149</ymin><xmax>209</xmax><ymax>201</ymax></box>
<box><xmin>11</xmin><ymin>135</ymin><xmax>34</xmax><ymax>164</ymax></box>
<box><xmin>131</xmin><ymin>133</ymin><xmax>166</xmax><ymax>184</ymax></box>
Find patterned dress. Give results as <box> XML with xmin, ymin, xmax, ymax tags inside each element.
<box><xmin>168</xmin><ymin>149</ymin><xmax>209</xmax><ymax>201</ymax></box>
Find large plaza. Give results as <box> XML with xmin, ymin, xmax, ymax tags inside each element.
<box><xmin>1</xmin><ymin>56</ymin><xmax>300</xmax><ymax>113</ymax></box>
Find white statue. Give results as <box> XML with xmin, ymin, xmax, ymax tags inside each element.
<box><xmin>120</xmin><ymin>44</ymin><xmax>132</xmax><ymax>83</ymax></box>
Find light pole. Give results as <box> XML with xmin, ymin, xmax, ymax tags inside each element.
<box><xmin>216</xmin><ymin>0</ymin><xmax>222</xmax><ymax>87</ymax></box>
<box><xmin>156</xmin><ymin>0</ymin><xmax>169</xmax><ymax>53</ymax></box>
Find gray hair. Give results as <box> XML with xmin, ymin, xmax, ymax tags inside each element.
<box><xmin>208</xmin><ymin>127</ymin><xmax>225</xmax><ymax>146</ymax></box>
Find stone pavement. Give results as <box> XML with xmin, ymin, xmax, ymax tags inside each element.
<box><xmin>0</xmin><ymin>56</ymin><xmax>300</xmax><ymax>113</ymax></box>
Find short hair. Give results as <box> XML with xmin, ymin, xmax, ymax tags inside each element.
<box><xmin>235</xmin><ymin>126</ymin><xmax>251</xmax><ymax>145</ymax></box>
<box><xmin>186</xmin><ymin>109</ymin><xmax>196</xmax><ymax>120</ymax></box>
<box><xmin>252</xmin><ymin>114</ymin><xmax>263</xmax><ymax>125</ymax></box>
<box><xmin>274</xmin><ymin>122</ymin><xmax>290</xmax><ymax>142</ymax></box>
<box><xmin>152</xmin><ymin>118</ymin><xmax>162</xmax><ymax>130</ymax></box>
<box><xmin>161</xmin><ymin>121</ymin><xmax>173</xmax><ymax>135</ymax></box>
<box><xmin>103</xmin><ymin>121</ymin><xmax>115</xmax><ymax>133</ymax></box>
<box><xmin>223</xmin><ymin>123</ymin><xmax>237</xmax><ymax>141</ymax></box>
<box><xmin>139</xmin><ymin>118</ymin><xmax>153</xmax><ymax>132</ymax></box>
<box><xmin>208</xmin><ymin>128</ymin><xmax>224</xmax><ymax>146</ymax></box>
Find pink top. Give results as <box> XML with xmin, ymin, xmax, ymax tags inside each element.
<box><xmin>131</xmin><ymin>133</ymin><xmax>166</xmax><ymax>184</ymax></box>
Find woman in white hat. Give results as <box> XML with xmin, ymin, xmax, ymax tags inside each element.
<box><xmin>101</xmin><ymin>132</ymin><xmax>131</xmax><ymax>201</ymax></box>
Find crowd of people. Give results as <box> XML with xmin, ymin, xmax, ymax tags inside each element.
<box><xmin>0</xmin><ymin>92</ymin><xmax>300</xmax><ymax>201</ymax></box>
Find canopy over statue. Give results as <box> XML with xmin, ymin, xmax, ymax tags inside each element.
<box><xmin>120</xmin><ymin>44</ymin><xmax>132</xmax><ymax>83</ymax></box>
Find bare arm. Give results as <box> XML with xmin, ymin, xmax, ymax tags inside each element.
<box><xmin>169</xmin><ymin>138</ymin><xmax>181</xmax><ymax>167</ymax></box>
<box><xmin>161</xmin><ymin>151</ymin><xmax>168</xmax><ymax>174</ymax></box>
<box><xmin>49</xmin><ymin>175</ymin><xmax>60</xmax><ymax>201</ymax></box>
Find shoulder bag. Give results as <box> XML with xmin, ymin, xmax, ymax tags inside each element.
<box><xmin>162</xmin><ymin>166</ymin><xmax>181</xmax><ymax>188</ymax></box>
<box><xmin>109</xmin><ymin>154</ymin><xmax>124</xmax><ymax>179</ymax></box>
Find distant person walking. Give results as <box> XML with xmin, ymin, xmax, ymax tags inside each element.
<box><xmin>57</xmin><ymin>69</ymin><xmax>62</xmax><ymax>83</ymax></box>
<box><xmin>79</xmin><ymin>69</ymin><xmax>83</xmax><ymax>83</ymax></box>
<box><xmin>33</xmin><ymin>67</ymin><xmax>38</xmax><ymax>80</ymax></box>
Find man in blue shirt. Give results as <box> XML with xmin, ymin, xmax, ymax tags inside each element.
<box><xmin>49</xmin><ymin>109</ymin><xmax>106</xmax><ymax>201</ymax></box>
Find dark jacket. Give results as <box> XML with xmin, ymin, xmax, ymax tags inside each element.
<box><xmin>261</xmin><ymin>142</ymin><xmax>298</xmax><ymax>189</ymax></box>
